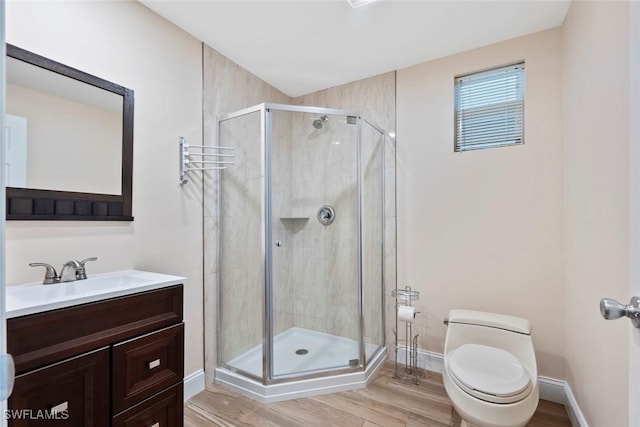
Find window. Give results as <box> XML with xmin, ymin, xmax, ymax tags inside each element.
<box><xmin>454</xmin><ymin>62</ymin><xmax>525</xmax><ymax>152</ymax></box>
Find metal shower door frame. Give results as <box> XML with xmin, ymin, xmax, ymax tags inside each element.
<box><xmin>216</xmin><ymin>103</ymin><xmax>387</xmax><ymax>386</ymax></box>
<box><xmin>215</xmin><ymin>104</ymin><xmax>266</xmax><ymax>385</ymax></box>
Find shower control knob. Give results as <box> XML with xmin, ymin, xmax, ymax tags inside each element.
<box><xmin>275</xmin><ymin>240</ymin><xmax>282</xmax><ymax>247</ymax></box>
<box><xmin>317</xmin><ymin>205</ymin><xmax>335</xmax><ymax>226</ymax></box>
<box><xmin>600</xmin><ymin>297</ymin><xmax>640</xmax><ymax>328</ymax></box>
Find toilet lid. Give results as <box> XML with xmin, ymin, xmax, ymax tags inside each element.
<box><xmin>447</xmin><ymin>344</ymin><xmax>532</xmax><ymax>404</ymax></box>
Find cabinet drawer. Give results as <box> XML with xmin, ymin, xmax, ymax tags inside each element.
<box><xmin>112</xmin><ymin>382</ymin><xmax>183</xmax><ymax>427</ymax></box>
<box><xmin>8</xmin><ymin>347</ymin><xmax>109</xmax><ymax>427</ymax></box>
<box><xmin>8</xmin><ymin>285</ymin><xmax>183</xmax><ymax>374</ymax></box>
<box><xmin>113</xmin><ymin>323</ymin><xmax>184</xmax><ymax>414</ymax></box>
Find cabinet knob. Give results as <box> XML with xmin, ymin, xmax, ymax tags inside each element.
<box><xmin>150</xmin><ymin>422</ymin><xmax>160</xmax><ymax>427</ymax></box>
<box><xmin>148</xmin><ymin>359</ymin><xmax>161</xmax><ymax>369</ymax></box>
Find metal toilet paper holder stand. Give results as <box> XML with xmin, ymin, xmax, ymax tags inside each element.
<box><xmin>392</xmin><ymin>285</ymin><xmax>421</xmax><ymax>385</ymax></box>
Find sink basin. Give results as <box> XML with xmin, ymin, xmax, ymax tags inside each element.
<box><xmin>6</xmin><ymin>270</ymin><xmax>185</xmax><ymax>318</ymax></box>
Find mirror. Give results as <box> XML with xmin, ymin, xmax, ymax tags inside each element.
<box><xmin>4</xmin><ymin>44</ymin><xmax>134</xmax><ymax>220</ymax></box>
<box><xmin>6</xmin><ymin>56</ymin><xmax>123</xmax><ymax>194</ymax></box>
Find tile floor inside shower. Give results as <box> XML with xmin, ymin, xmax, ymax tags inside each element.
<box><xmin>227</xmin><ymin>327</ymin><xmax>380</xmax><ymax>378</ymax></box>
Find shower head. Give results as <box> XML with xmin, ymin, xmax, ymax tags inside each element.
<box><xmin>312</xmin><ymin>115</ymin><xmax>328</xmax><ymax>129</ymax></box>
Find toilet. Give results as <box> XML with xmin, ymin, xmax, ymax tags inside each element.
<box><xmin>442</xmin><ymin>309</ymin><xmax>539</xmax><ymax>427</ymax></box>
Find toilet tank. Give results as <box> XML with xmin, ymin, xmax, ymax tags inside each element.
<box><xmin>444</xmin><ymin>309</ymin><xmax>537</xmax><ymax>377</ymax></box>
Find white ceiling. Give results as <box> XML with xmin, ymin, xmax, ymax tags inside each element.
<box><xmin>140</xmin><ymin>0</ymin><xmax>571</xmax><ymax>97</ymax></box>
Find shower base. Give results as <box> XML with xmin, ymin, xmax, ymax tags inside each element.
<box><xmin>215</xmin><ymin>327</ymin><xmax>386</xmax><ymax>403</ymax></box>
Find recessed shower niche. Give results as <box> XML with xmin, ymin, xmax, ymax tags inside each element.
<box><xmin>214</xmin><ymin>103</ymin><xmax>388</xmax><ymax>401</ymax></box>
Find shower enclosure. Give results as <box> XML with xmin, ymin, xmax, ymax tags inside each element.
<box><xmin>215</xmin><ymin>103</ymin><xmax>386</xmax><ymax>401</ymax></box>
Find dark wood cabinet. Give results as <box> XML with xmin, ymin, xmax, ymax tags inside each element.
<box><xmin>7</xmin><ymin>285</ymin><xmax>184</xmax><ymax>426</ymax></box>
<box><xmin>112</xmin><ymin>383</ymin><xmax>183</xmax><ymax>427</ymax></box>
<box><xmin>113</xmin><ymin>323</ymin><xmax>184</xmax><ymax>414</ymax></box>
<box><xmin>9</xmin><ymin>348</ymin><xmax>110</xmax><ymax>426</ymax></box>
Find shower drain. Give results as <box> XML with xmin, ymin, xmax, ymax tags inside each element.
<box><xmin>295</xmin><ymin>349</ymin><xmax>309</xmax><ymax>355</ymax></box>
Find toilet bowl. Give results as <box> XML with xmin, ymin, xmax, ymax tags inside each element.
<box><xmin>442</xmin><ymin>310</ymin><xmax>539</xmax><ymax>427</ymax></box>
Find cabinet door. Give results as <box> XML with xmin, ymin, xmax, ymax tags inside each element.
<box><xmin>112</xmin><ymin>383</ymin><xmax>183</xmax><ymax>427</ymax></box>
<box><xmin>113</xmin><ymin>323</ymin><xmax>184</xmax><ymax>414</ymax></box>
<box><xmin>8</xmin><ymin>348</ymin><xmax>109</xmax><ymax>427</ymax></box>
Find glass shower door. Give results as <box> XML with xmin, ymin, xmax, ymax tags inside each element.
<box><xmin>361</xmin><ymin>120</ymin><xmax>385</xmax><ymax>363</ymax></box>
<box><xmin>217</xmin><ymin>109</ymin><xmax>265</xmax><ymax>380</ymax></box>
<box><xmin>269</xmin><ymin>108</ymin><xmax>361</xmax><ymax>378</ymax></box>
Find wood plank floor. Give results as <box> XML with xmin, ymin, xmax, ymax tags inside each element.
<box><xmin>184</xmin><ymin>363</ymin><xmax>571</xmax><ymax>427</ymax></box>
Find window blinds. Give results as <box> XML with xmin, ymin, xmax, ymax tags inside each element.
<box><xmin>454</xmin><ymin>62</ymin><xmax>525</xmax><ymax>152</ymax></box>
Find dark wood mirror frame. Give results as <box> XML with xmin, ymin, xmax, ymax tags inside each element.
<box><xmin>6</xmin><ymin>44</ymin><xmax>134</xmax><ymax>221</ymax></box>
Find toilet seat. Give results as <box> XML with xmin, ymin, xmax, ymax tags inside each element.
<box><xmin>446</xmin><ymin>344</ymin><xmax>532</xmax><ymax>404</ymax></box>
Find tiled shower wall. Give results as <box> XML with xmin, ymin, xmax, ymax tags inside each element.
<box><xmin>203</xmin><ymin>45</ymin><xmax>289</xmax><ymax>383</ymax></box>
<box><xmin>203</xmin><ymin>38</ymin><xmax>396</xmax><ymax>381</ymax></box>
<box><xmin>292</xmin><ymin>72</ymin><xmax>396</xmax><ymax>357</ymax></box>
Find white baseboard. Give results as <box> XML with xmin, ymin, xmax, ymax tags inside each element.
<box><xmin>563</xmin><ymin>378</ymin><xmax>589</xmax><ymax>427</ymax></box>
<box><xmin>184</xmin><ymin>369</ymin><xmax>205</xmax><ymax>401</ymax></box>
<box><xmin>396</xmin><ymin>346</ymin><xmax>587</xmax><ymax>427</ymax></box>
<box><xmin>537</xmin><ymin>376</ymin><xmax>565</xmax><ymax>404</ymax></box>
<box><xmin>396</xmin><ymin>346</ymin><xmax>444</xmax><ymax>373</ymax></box>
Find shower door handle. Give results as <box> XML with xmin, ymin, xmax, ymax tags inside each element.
<box><xmin>275</xmin><ymin>240</ymin><xmax>282</xmax><ymax>247</ymax></box>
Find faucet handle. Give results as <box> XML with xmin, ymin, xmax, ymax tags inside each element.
<box><xmin>76</xmin><ymin>257</ymin><xmax>97</xmax><ymax>280</ymax></box>
<box><xmin>78</xmin><ymin>257</ymin><xmax>97</xmax><ymax>266</ymax></box>
<box><xmin>29</xmin><ymin>263</ymin><xmax>59</xmax><ymax>285</ymax></box>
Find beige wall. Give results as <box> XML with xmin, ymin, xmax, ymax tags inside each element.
<box><xmin>562</xmin><ymin>1</ymin><xmax>630</xmax><ymax>425</ymax></box>
<box><xmin>396</xmin><ymin>29</ymin><xmax>565</xmax><ymax>379</ymax></box>
<box><xmin>5</xmin><ymin>1</ymin><xmax>205</xmax><ymax>377</ymax></box>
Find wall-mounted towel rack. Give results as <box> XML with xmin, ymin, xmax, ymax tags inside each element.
<box><xmin>179</xmin><ymin>136</ymin><xmax>235</xmax><ymax>185</ymax></box>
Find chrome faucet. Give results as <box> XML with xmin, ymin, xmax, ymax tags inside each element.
<box><xmin>59</xmin><ymin>260</ymin><xmax>83</xmax><ymax>283</ymax></box>
<box><xmin>30</xmin><ymin>257</ymin><xmax>97</xmax><ymax>285</ymax></box>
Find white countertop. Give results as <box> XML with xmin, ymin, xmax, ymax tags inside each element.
<box><xmin>6</xmin><ymin>270</ymin><xmax>185</xmax><ymax>319</ymax></box>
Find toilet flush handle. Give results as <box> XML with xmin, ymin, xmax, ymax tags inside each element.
<box><xmin>600</xmin><ymin>297</ymin><xmax>640</xmax><ymax>328</ymax></box>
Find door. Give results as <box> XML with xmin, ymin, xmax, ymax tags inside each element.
<box><xmin>3</xmin><ymin>115</ymin><xmax>27</xmax><ymax>188</ymax></box>
<box><xmin>269</xmin><ymin>108</ymin><xmax>360</xmax><ymax>378</ymax></box>
<box><xmin>629</xmin><ymin>2</ymin><xmax>640</xmax><ymax>423</ymax></box>
<box><xmin>1</xmin><ymin>2</ymin><xmax>15</xmax><ymax>426</ymax></box>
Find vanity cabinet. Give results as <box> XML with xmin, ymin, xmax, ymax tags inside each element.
<box><xmin>10</xmin><ymin>348</ymin><xmax>110</xmax><ymax>426</ymax></box>
<box><xmin>7</xmin><ymin>285</ymin><xmax>184</xmax><ymax>426</ymax></box>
